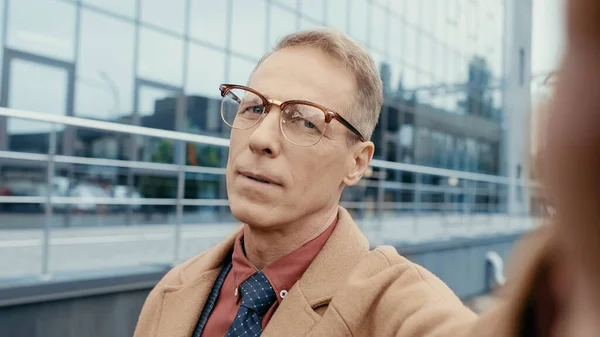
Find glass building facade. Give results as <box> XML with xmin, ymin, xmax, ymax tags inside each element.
<box><xmin>0</xmin><ymin>0</ymin><xmax>507</xmax><ymax>223</ymax></box>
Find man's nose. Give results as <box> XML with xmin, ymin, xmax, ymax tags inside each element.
<box><xmin>247</xmin><ymin>105</ymin><xmax>282</xmax><ymax>157</ymax></box>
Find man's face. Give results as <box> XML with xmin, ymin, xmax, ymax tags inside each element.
<box><xmin>225</xmin><ymin>46</ymin><xmax>373</xmax><ymax>229</ymax></box>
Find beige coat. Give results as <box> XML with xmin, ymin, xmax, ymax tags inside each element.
<box><xmin>133</xmin><ymin>207</ymin><xmax>477</xmax><ymax>337</ymax></box>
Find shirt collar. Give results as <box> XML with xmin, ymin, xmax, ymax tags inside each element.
<box><xmin>230</xmin><ymin>215</ymin><xmax>338</xmax><ymax>303</ymax></box>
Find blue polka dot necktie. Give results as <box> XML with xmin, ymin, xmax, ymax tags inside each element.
<box><xmin>226</xmin><ymin>271</ymin><xmax>277</xmax><ymax>337</ymax></box>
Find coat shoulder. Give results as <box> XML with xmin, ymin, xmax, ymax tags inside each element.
<box><xmin>330</xmin><ymin>245</ymin><xmax>477</xmax><ymax>336</ymax></box>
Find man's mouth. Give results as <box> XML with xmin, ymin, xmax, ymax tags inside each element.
<box><xmin>246</xmin><ymin>175</ymin><xmax>270</xmax><ymax>184</ymax></box>
<box><xmin>239</xmin><ymin>171</ymin><xmax>279</xmax><ymax>185</ymax></box>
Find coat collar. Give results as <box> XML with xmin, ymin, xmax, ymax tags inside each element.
<box><xmin>152</xmin><ymin>207</ymin><xmax>369</xmax><ymax>337</ymax></box>
<box><xmin>262</xmin><ymin>207</ymin><xmax>371</xmax><ymax>336</ymax></box>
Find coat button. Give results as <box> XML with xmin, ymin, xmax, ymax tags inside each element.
<box><xmin>280</xmin><ymin>290</ymin><xmax>288</xmax><ymax>299</ymax></box>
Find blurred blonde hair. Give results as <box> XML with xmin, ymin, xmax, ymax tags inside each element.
<box><xmin>255</xmin><ymin>28</ymin><xmax>383</xmax><ymax>142</ymax></box>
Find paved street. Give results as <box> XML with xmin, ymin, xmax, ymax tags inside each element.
<box><xmin>0</xmin><ymin>213</ymin><xmax>538</xmax><ymax>280</ymax></box>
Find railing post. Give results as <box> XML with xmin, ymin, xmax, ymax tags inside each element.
<box><xmin>375</xmin><ymin>169</ymin><xmax>385</xmax><ymax>246</ymax></box>
<box><xmin>173</xmin><ymin>95</ymin><xmax>187</xmax><ymax>264</ymax></box>
<box><xmin>413</xmin><ymin>173</ymin><xmax>421</xmax><ymax>240</ymax></box>
<box><xmin>442</xmin><ymin>187</ymin><xmax>449</xmax><ymax>235</ymax></box>
<box><xmin>41</xmin><ymin>124</ymin><xmax>57</xmax><ymax>280</ymax></box>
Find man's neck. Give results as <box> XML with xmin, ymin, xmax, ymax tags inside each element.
<box><xmin>242</xmin><ymin>206</ymin><xmax>338</xmax><ymax>270</ymax></box>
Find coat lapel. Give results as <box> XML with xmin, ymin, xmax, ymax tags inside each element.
<box><xmin>263</xmin><ymin>207</ymin><xmax>370</xmax><ymax>336</ymax></box>
<box><xmin>152</xmin><ymin>230</ymin><xmax>239</xmax><ymax>337</ymax></box>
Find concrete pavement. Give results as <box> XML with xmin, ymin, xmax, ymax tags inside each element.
<box><xmin>0</xmin><ymin>213</ymin><xmax>538</xmax><ymax>280</ymax></box>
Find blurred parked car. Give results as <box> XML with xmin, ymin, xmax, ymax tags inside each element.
<box><xmin>111</xmin><ymin>185</ymin><xmax>143</xmax><ymax>212</ymax></box>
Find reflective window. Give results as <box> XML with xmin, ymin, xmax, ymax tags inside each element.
<box><xmin>300</xmin><ymin>18</ymin><xmax>324</xmax><ymax>31</ymax></box>
<box><xmin>399</xmin><ymin>125</ymin><xmax>414</xmax><ymax>147</ymax></box>
<box><xmin>389</xmin><ymin>15</ymin><xmax>404</xmax><ymax>60</ymax></box>
<box><xmin>432</xmin><ymin>0</ymin><xmax>446</xmax><ymax>42</ymax></box>
<box><xmin>326</xmin><ymin>0</ymin><xmax>347</xmax><ymax>32</ymax></box>
<box><xmin>269</xmin><ymin>5</ymin><xmax>297</xmax><ymax>48</ymax></box>
<box><xmin>370</xmin><ymin>4</ymin><xmax>387</xmax><ymax>52</ymax></box>
<box><xmin>138</xmin><ymin>85</ymin><xmax>179</xmax><ymax>117</ymax></box>
<box><xmin>0</xmin><ymin>0</ymin><xmax>4</xmax><ymax>95</ymax></box>
<box><xmin>300</xmin><ymin>0</ymin><xmax>324</xmax><ymax>22</ymax></box>
<box><xmin>390</xmin><ymin>0</ymin><xmax>405</xmax><ymax>17</ymax></box>
<box><xmin>76</xmin><ymin>9</ymin><xmax>135</xmax><ymax>119</ymax></box>
<box><xmin>420</xmin><ymin>0</ymin><xmax>435</xmax><ymax>34</ymax></box>
<box><xmin>189</xmin><ymin>0</ymin><xmax>228</xmax><ymax>48</ymax></box>
<box><xmin>433</xmin><ymin>44</ymin><xmax>447</xmax><ymax>84</ymax></box>
<box><xmin>403</xmin><ymin>67</ymin><xmax>418</xmax><ymax>91</ymax></box>
<box><xmin>389</xmin><ymin>63</ymin><xmax>404</xmax><ymax>99</ymax></box>
<box><xmin>7</xmin><ymin>0</ymin><xmax>76</xmax><ymax>62</ymax></box>
<box><xmin>273</xmin><ymin>0</ymin><xmax>297</xmax><ymax>10</ymax></box>
<box><xmin>419</xmin><ymin>36</ymin><xmax>434</xmax><ymax>76</ymax></box>
<box><xmin>7</xmin><ymin>59</ymin><xmax>68</xmax><ymax>137</ymax></box>
<box><xmin>349</xmin><ymin>0</ymin><xmax>368</xmax><ymax>44</ymax></box>
<box><xmin>405</xmin><ymin>1</ymin><xmax>420</xmax><ymax>25</ymax></box>
<box><xmin>229</xmin><ymin>56</ymin><xmax>258</xmax><ymax>85</ymax></box>
<box><xmin>140</xmin><ymin>0</ymin><xmax>186</xmax><ymax>35</ymax></box>
<box><xmin>231</xmin><ymin>0</ymin><xmax>267</xmax><ymax>59</ymax></box>
<box><xmin>82</xmin><ymin>0</ymin><xmax>136</xmax><ymax>18</ymax></box>
<box><xmin>404</xmin><ymin>26</ymin><xmax>418</xmax><ymax>67</ymax></box>
<box><xmin>138</xmin><ymin>28</ymin><xmax>184</xmax><ymax>86</ymax></box>
<box><xmin>186</xmin><ymin>44</ymin><xmax>226</xmax><ymax>99</ymax></box>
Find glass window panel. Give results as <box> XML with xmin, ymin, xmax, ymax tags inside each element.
<box><xmin>231</xmin><ymin>0</ymin><xmax>267</xmax><ymax>59</ymax></box>
<box><xmin>326</xmin><ymin>0</ymin><xmax>347</xmax><ymax>32</ymax></box>
<box><xmin>420</xmin><ymin>0</ymin><xmax>434</xmax><ymax>34</ymax></box>
<box><xmin>300</xmin><ymin>0</ymin><xmax>324</xmax><ymax>22</ymax></box>
<box><xmin>138</xmin><ymin>28</ymin><xmax>184</xmax><ymax>86</ymax></box>
<box><xmin>389</xmin><ymin>15</ymin><xmax>403</xmax><ymax>60</ymax></box>
<box><xmin>405</xmin><ymin>1</ymin><xmax>420</xmax><ymax>25</ymax></box>
<box><xmin>273</xmin><ymin>0</ymin><xmax>297</xmax><ymax>10</ymax></box>
<box><xmin>269</xmin><ymin>5</ymin><xmax>297</xmax><ymax>49</ymax></box>
<box><xmin>82</xmin><ymin>0</ymin><xmax>136</xmax><ymax>18</ymax></box>
<box><xmin>189</xmin><ymin>0</ymin><xmax>228</xmax><ymax>48</ymax></box>
<box><xmin>186</xmin><ymin>44</ymin><xmax>226</xmax><ymax>99</ymax></box>
<box><xmin>391</xmin><ymin>0</ymin><xmax>405</xmax><ymax>17</ymax></box>
<box><xmin>349</xmin><ymin>0</ymin><xmax>368</xmax><ymax>44</ymax></box>
<box><xmin>433</xmin><ymin>44</ymin><xmax>447</xmax><ymax>84</ymax></box>
<box><xmin>491</xmin><ymin>48</ymin><xmax>503</xmax><ymax>78</ymax></box>
<box><xmin>370</xmin><ymin>4</ymin><xmax>387</xmax><ymax>52</ymax></box>
<box><xmin>432</xmin><ymin>0</ymin><xmax>447</xmax><ymax>42</ymax></box>
<box><xmin>229</xmin><ymin>56</ymin><xmax>258</xmax><ymax>85</ymax></box>
<box><xmin>389</xmin><ymin>63</ymin><xmax>404</xmax><ymax>100</ymax></box>
<box><xmin>404</xmin><ymin>26</ymin><xmax>418</xmax><ymax>67</ymax></box>
<box><xmin>404</xmin><ymin>67</ymin><xmax>418</xmax><ymax>91</ymax></box>
<box><xmin>419</xmin><ymin>36</ymin><xmax>434</xmax><ymax>75</ymax></box>
<box><xmin>76</xmin><ymin>9</ymin><xmax>135</xmax><ymax>120</ymax></box>
<box><xmin>138</xmin><ymin>85</ymin><xmax>179</xmax><ymax>117</ymax></box>
<box><xmin>7</xmin><ymin>0</ymin><xmax>76</xmax><ymax>62</ymax></box>
<box><xmin>140</xmin><ymin>0</ymin><xmax>186</xmax><ymax>35</ymax></box>
<box><xmin>0</xmin><ymin>0</ymin><xmax>4</xmax><ymax>95</ymax></box>
<box><xmin>300</xmin><ymin>18</ymin><xmax>324</xmax><ymax>31</ymax></box>
<box><xmin>7</xmin><ymin>59</ymin><xmax>68</xmax><ymax>136</ymax></box>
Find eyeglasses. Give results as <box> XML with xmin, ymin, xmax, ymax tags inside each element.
<box><xmin>219</xmin><ymin>84</ymin><xmax>365</xmax><ymax>147</ymax></box>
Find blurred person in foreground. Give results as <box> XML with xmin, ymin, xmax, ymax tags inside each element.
<box><xmin>133</xmin><ymin>28</ymin><xmax>476</xmax><ymax>337</ymax></box>
<box><xmin>469</xmin><ymin>0</ymin><xmax>600</xmax><ymax>335</ymax></box>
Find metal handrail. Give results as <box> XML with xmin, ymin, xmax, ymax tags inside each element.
<box><xmin>0</xmin><ymin>107</ymin><xmax>537</xmax><ymax>186</ymax></box>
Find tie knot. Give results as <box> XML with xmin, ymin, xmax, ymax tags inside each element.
<box><xmin>239</xmin><ymin>272</ymin><xmax>276</xmax><ymax>316</ymax></box>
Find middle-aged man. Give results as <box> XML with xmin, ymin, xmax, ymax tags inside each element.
<box><xmin>134</xmin><ymin>28</ymin><xmax>477</xmax><ymax>337</ymax></box>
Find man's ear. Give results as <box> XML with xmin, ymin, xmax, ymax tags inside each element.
<box><xmin>343</xmin><ymin>141</ymin><xmax>374</xmax><ymax>187</ymax></box>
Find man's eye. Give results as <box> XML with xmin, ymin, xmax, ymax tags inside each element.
<box><xmin>303</xmin><ymin>120</ymin><xmax>316</xmax><ymax>129</ymax></box>
<box><xmin>240</xmin><ymin>105</ymin><xmax>263</xmax><ymax>114</ymax></box>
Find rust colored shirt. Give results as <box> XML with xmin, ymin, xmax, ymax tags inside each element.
<box><xmin>201</xmin><ymin>218</ymin><xmax>337</xmax><ymax>336</ymax></box>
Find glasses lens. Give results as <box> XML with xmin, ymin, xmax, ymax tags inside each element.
<box><xmin>281</xmin><ymin>103</ymin><xmax>326</xmax><ymax>146</ymax></box>
<box><xmin>221</xmin><ymin>88</ymin><xmax>265</xmax><ymax>129</ymax></box>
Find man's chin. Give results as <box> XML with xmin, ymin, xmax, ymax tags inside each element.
<box><xmin>229</xmin><ymin>203</ymin><xmax>283</xmax><ymax>229</ymax></box>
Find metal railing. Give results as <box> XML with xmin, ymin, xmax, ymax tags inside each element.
<box><xmin>0</xmin><ymin>107</ymin><xmax>539</xmax><ymax>279</ymax></box>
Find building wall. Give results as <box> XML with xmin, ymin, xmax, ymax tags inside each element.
<box><xmin>0</xmin><ymin>0</ymin><xmax>514</xmax><ymax>216</ymax></box>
